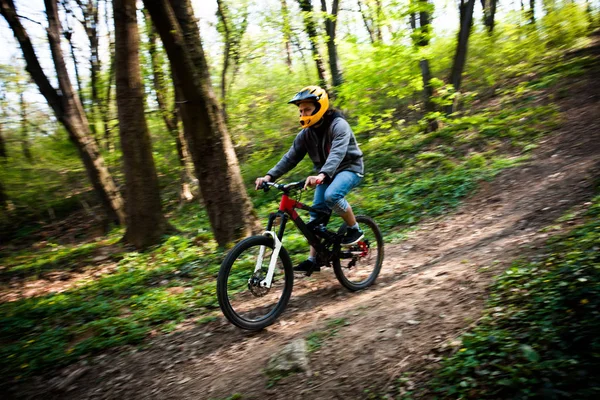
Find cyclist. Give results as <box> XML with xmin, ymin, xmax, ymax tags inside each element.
<box><xmin>255</xmin><ymin>86</ymin><xmax>364</xmax><ymax>274</ymax></box>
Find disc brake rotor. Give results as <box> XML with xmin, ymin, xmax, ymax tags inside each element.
<box><xmin>248</xmin><ymin>273</ymin><xmax>270</xmax><ymax>297</ymax></box>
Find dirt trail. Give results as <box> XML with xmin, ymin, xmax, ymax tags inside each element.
<box><xmin>10</xmin><ymin>38</ymin><xmax>600</xmax><ymax>400</ymax></box>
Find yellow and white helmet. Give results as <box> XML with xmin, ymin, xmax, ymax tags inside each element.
<box><xmin>288</xmin><ymin>86</ymin><xmax>329</xmax><ymax>128</ymax></box>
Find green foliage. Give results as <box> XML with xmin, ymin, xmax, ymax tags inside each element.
<box><xmin>305</xmin><ymin>317</ymin><xmax>348</xmax><ymax>352</ymax></box>
<box><xmin>0</xmin><ymin>132</ymin><xmax>89</xmax><ymax>236</ymax></box>
<box><xmin>209</xmin><ymin>394</ymin><xmax>243</xmax><ymax>400</ymax></box>
<box><xmin>541</xmin><ymin>4</ymin><xmax>591</xmax><ymax>49</ymax></box>
<box><xmin>0</xmin><ymin>0</ymin><xmax>595</xmax><ymax>386</ymax></box>
<box><xmin>341</xmin><ymin>99</ymin><xmax>558</xmax><ymax>233</ymax></box>
<box><xmin>335</xmin><ymin>40</ymin><xmax>421</xmax><ymax>132</ymax></box>
<box><xmin>0</xmin><ymin>238</ymin><xmax>117</xmax><ymax>280</ymax></box>
<box><xmin>430</xmin><ymin>195</ymin><xmax>600</xmax><ymax>399</ymax></box>
<box><xmin>462</xmin><ymin>4</ymin><xmax>593</xmax><ymax>94</ymax></box>
<box><xmin>0</xmin><ymin>235</ymin><xmax>222</xmax><ymax>381</ymax></box>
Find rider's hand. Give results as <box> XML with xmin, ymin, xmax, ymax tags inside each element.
<box><xmin>255</xmin><ymin>175</ymin><xmax>271</xmax><ymax>190</ymax></box>
<box><xmin>304</xmin><ymin>173</ymin><xmax>326</xmax><ymax>189</ymax></box>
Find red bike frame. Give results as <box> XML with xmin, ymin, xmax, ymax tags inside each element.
<box><xmin>264</xmin><ymin>184</ymin><xmax>332</xmax><ymax>253</ymax></box>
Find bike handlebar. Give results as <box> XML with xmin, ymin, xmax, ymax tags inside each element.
<box><xmin>260</xmin><ymin>181</ymin><xmax>305</xmax><ymax>193</ymax></box>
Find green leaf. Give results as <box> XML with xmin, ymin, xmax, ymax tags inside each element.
<box><xmin>520</xmin><ymin>344</ymin><xmax>540</xmax><ymax>362</ymax></box>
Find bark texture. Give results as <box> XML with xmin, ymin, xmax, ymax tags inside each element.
<box><xmin>100</xmin><ymin>25</ymin><xmax>115</xmax><ymax>151</ymax></box>
<box><xmin>64</xmin><ymin>29</ymin><xmax>85</xmax><ymax>106</ymax></box>
<box><xmin>216</xmin><ymin>0</ymin><xmax>248</xmax><ymax>121</ymax></box>
<box><xmin>143</xmin><ymin>8</ymin><xmax>194</xmax><ymax>202</ymax></box>
<box><xmin>321</xmin><ymin>0</ymin><xmax>343</xmax><ymax>88</ymax></box>
<box><xmin>0</xmin><ymin>0</ymin><xmax>126</xmax><ymax>224</ymax></box>
<box><xmin>0</xmin><ymin>115</ymin><xmax>6</xmax><ymax>160</ymax></box>
<box><xmin>357</xmin><ymin>0</ymin><xmax>382</xmax><ymax>43</ymax></box>
<box><xmin>410</xmin><ymin>0</ymin><xmax>437</xmax><ymax>130</ymax></box>
<box><xmin>529</xmin><ymin>0</ymin><xmax>535</xmax><ymax>24</ymax></box>
<box><xmin>113</xmin><ymin>0</ymin><xmax>169</xmax><ymax>248</ymax></box>
<box><xmin>0</xmin><ymin>179</ymin><xmax>7</xmax><ymax>210</ymax></box>
<box><xmin>0</xmin><ymin>95</ymin><xmax>6</xmax><ymax>160</ymax></box>
<box><xmin>297</xmin><ymin>0</ymin><xmax>329</xmax><ymax>89</ymax></box>
<box><xmin>75</xmin><ymin>0</ymin><xmax>101</xmax><ymax>141</ymax></box>
<box><xmin>446</xmin><ymin>0</ymin><xmax>476</xmax><ymax>115</ymax></box>
<box><xmin>19</xmin><ymin>88</ymin><xmax>32</xmax><ymax>162</ymax></box>
<box><xmin>143</xmin><ymin>0</ymin><xmax>258</xmax><ymax>246</ymax></box>
<box><xmin>281</xmin><ymin>0</ymin><xmax>293</xmax><ymax>71</ymax></box>
<box><xmin>480</xmin><ymin>0</ymin><xmax>497</xmax><ymax>33</ymax></box>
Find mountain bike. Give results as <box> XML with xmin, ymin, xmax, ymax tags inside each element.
<box><xmin>216</xmin><ymin>180</ymin><xmax>384</xmax><ymax>331</ymax></box>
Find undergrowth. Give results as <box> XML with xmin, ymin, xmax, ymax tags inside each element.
<box><xmin>427</xmin><ymin>195</ymin><xmax>600</xmax><ymax>399</ymax></box>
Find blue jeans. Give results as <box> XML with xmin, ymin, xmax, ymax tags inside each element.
<box><xmin>310</xmin><ymin>171</ymin><xmax>363</xmax><ymax>221</ymax></box>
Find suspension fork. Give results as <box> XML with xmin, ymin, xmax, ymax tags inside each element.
<box><xmin>256</xmin><ymin>212</ymin><xmax>288</xmax><ymax>288</ymax></box>
<box><xmin>264</xmin><ymin>211</ymin><xmax>289</xmax><ymax>241</ymax></box>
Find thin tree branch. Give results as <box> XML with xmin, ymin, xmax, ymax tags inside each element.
<box><xmin>15</xmin><ymin>14</ymin><xmax>43</xmax><ymax>26</ymax></box>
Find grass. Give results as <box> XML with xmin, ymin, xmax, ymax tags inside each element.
<box><xmin>305</xmin><ymin>317</ymin><xmax>349</xmax><ymax>353</ymax></box>
<box><xmin>0</xmin><ymin>237</ymin><xmax>120</xmax><ymax>280</ymax></box>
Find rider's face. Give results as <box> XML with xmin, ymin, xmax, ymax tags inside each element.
<box><xmin>298</xmin><ymin>101</ymin><xmax>316</xmax><ymax>117</ymax></box>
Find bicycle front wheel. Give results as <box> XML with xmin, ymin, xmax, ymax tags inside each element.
<box><xmin>217</xmin><ymin>235</ymin><xmax>294</xmax><ymax>330</ymax></box>
<box><xmin>333</xmin><ymin>215</ymin><xmax>384</xmax><ymax>291</ymax></box>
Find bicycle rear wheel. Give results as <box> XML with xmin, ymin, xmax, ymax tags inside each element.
<box><xmin>217</xmin><ymin>235</ymin><xmax>294</xmax><ymax>330</ymax></box>
<box><xmin>333</xmin><ymin>215</ymin><xmax>384</xmax><ymax>291</ymax></box>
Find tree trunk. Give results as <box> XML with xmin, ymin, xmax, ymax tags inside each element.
<box><xmin>102</xmin><ymin>40</ymin><xmax>115</xmax><ymax>151</ymax></box>
<box><xmin>357</xmin><ymin>0</ymin><xmax>376</xmax><ymax>44</ymax></box>
<box><xmin>0</xmin><ymin>113</ymin><xmax>7</xmax><ymax>160</ymax></box>
<box><xmin>75</xmin><ymin>0</ymin><xmax>101</xmax><ymax>143</ymax></box>
<box><xmin>64</xmin><ymin>30</ymin><xmax>85</xmax><ymax>107</ymax></box>
<box><xmin>100</xmin><ymin>1</ymin><xmax>115</xmax><ymax>151</ymax></box>
<box><xmin>281</xmin><ymin>0</ymin><xmax>293</xmax><ymax>71</ymax></box>
<box><xmin>321</xmin><ymin>0</ymin><xmax>343</xmax><ymax>88</ymax></box>
<box><xmin>0</xmin><ymin>0</ymin><xmax>126</xmax><ymax>224</ymax></box>
<box><xmin>419</xmin><ymin>58</ymin><xmax>437</xmax><ymax>130</ymax></box>
<box><xmin>419</xmin><ymin>59</ymin><xmax>434</xmax><ymax>112</ymax></box>
<box><xmin>143</xmin><ymin>0</ymin><xmax>258</xmax><ymax>246</ymax></box>
<box><xmin>291</xmin><ymin>30</ymin><xmax>311</xmax><ymax>77</ymax></box>
<box><xmin>89</xmin><ymin>1</ymin><xmax>100</xmax><ymax>142</ymax></box>
<box><xmin>374</xmin><ymin>0</ymin><xmax>383</xmax><ymax>41</ymax></box>
<box><xmin>529</xmin><ymin>0</ymin><xmax>535</xmax><ymax>24</ymax></box>
<box><xmin>410</xmin><ymin>0</ymin><xmax>437</xmax><ymax>130</ymax></box>
<box><xmin>446</xmin><ymin>0</ymin><xmax>476</xmax><ymax>115</ymax></box>
<box><xmin>480</xmin><ymin>0</ymin><xmax>497</xmax><ymax>33</ymax></box>
<box><xmin>113</xmin><ymin>0</ymin><xmax>169</xmax><ymax>249</ymax></box>
<box><xmin>297</xmin><ymin>0</ymin><xmax>329</xmax><ymax>90</ymax></box>
<box><xmin>173</xmin><ymin>82</ymin><xmax>195</xmax><ymax>202</ymax></box>
<box><xmin>417</xmin><ymin>1</ymin><xmax>435</xmax><ymax>118</ymax></box>
<box><xmin>357</xmin><ymin>0</ymin><xmax>383</xmax><ymax>43</ymax></box>
<box><xmin>216</xmin><ymin>0</ymin><xmax>230</xmax><ymax>120</ymax></box>
<box><xmin>144</xmin><ymin>9</ymin><xmax>177</xmax><ymax>135</ymax></box>
<box><xmin>19</xmin><ymin>89</ymin><xmax>32</xmax><ymax>162</ymax></box>
<box><xmin>215</xmin><ymin>0</ymin><xmax>248</xmax><ymax>121</ymax></box>
<box><xmin>0</xmin><ymin>95</ymin><xmax>7</xmax><ymax>160</ymax></box>
<box><xmin>0</xmin><ymin>179</ymin><xmax>7</xmax><ymax>210</ymax></box>
<box><xmin>144</xmin><ymin>8</ymin><xmax>195</xmax><ymax>202</ymax></box>
<box><xmin>585</xmin><ymin>0</ymin><xmax>593</xmax><ymax>27</ymax></box>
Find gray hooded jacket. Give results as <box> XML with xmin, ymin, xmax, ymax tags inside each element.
<box><xmin>267</xmin><ymin>114</ymin><xmax>364</xmax><ymax>181</ymax></box>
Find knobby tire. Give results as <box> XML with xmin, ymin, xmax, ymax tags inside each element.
<box><xmin>333</xmin><ymin>215</ymin><xmax>384</xmax><ymax>291</ymax></box>
<box><xmin>217</xmin><ymin>235</ymin><xmax>294</xmax><ymax>330</ymax></box>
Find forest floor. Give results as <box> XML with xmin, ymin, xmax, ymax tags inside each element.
<box><xmin>6</xmin><ymin>36</ymin><xmax>600</xmax><ymax>400</ymax></box>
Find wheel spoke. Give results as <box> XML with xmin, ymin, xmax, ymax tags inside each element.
<box><xmin>334</xmin><ymin>216</ymin><xmax>384</xmax><ymax>291</ymax></box>
<box><xmin>217</xmin><ymin>236</ymin><xmax>293</xmax><ymax>330</ymax></box>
